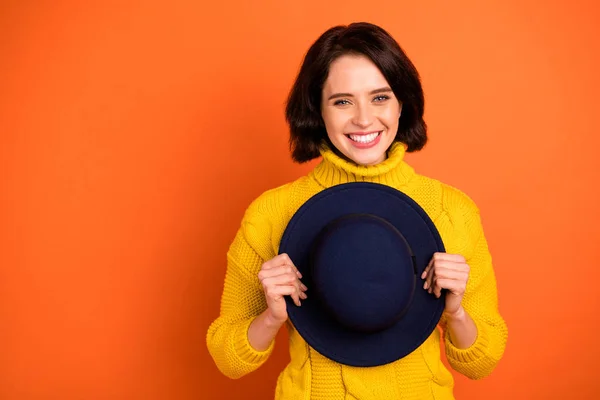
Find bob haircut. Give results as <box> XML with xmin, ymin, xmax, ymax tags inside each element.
<box><xmin>285</xmin><ymin>22</ymin><xmax>427</xmax><ymax>163</ymax></box>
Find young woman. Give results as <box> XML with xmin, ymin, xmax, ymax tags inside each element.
<box><xmin>207</xmin><ymin>22</ymin><xmax>507</xmax><ymax>399</ymax></box>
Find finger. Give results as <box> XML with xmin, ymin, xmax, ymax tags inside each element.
<box><xmin>433</xmin><ymin>278</ymin><xmax>443</xmax><ymax>298</ymax></box>
<box><xmin>261</xmin><ymin>273</ymin><xmax>301</xmax><ymax>288</ymax></box>
<box><xmin>265</xmin><ymin>285</ymin><xmax>304</xmax><ymax>306</ymax></box>
<box><xmin>294</xmin><ymin>279</ymin><xmax>307</xmax><ymax>299</ymax></box>
<box><xmin>290</xmin><ymin>278</ymin><xmax>302</xmax><ymax>304</ymax></box>
<box><xmin>432</xmin><ymin>278</ymin><xmax>466</xmax><ymax>298</ymax></box>
<box><xmin>426</xmin><ymin>266</ymin><xmax>469</xmax><ymax>282</ymax></box>
<box><xmin>285</xmin><ymin>284</ymin><xmax>302</xmax><ymax>307</ymax></box>
<box><xmin>264</xmin><ymin>284</ymin><xmax>297</xmax><ymax>298</ymax></box>
<box><xmin>258</xmin><ymin>265</ymin><xmax>299</xmax><ymax>281</ymax></box>
<box><xmin>292</xmin><ymin>278</ymin><xmax>307</xmax><ymax>301</ymax></box>
<box><xmin>278</xmin><ymin>253</ymin><xmax>298</xmax><ymax>270</ymax></box>
<box><xmin>421</xmin><ymin>256</ymin><xmax>434</xmax><ymax>280</ymax></box>
<box><xmin>428</xmin><ymin>276</ymin><xmax>445</xmax><ymax>298</ymax></box>
<box><xmin>433</xmin><ymin>259</ymin><xmax>470</xmax><ymax>273</ymax></box>
<box><xmin>289</xmin><ymin>277</ymin><xmax>306</xmax><ymax>306</ymax></box>
<box><xmin>424</xmin><ymin>260</ymin><xmax>469</xmax><ymax>292</ymax></box>
<box><xmin>264</xmin><ymin>254</ymin><xmax>303</xmax><ymax>278</ymax></box>
<box><xmin>291</xmin><ymin>291</ymin><xmax>301</xmax><ymax>307</ymax></box>
<box><xmin>281</xmin><ymin>255</ymin><xmax>303</xmax><ymax>278</ymax></box>
<box><xmin>432</xmin><ymin>252</ymin><xmax>466</xmax><ymax>263</ymax></box>
<box><xmin>262</xmin><ymin>253</ymin><xmax>293</xmax><ymax>269</ymax></box>
<box><xmin>425</xmin><ymin>261</ymin><xmax>436</xmax><ymax>290</ymax></box>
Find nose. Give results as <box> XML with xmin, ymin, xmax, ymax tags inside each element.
<box><xmin>351</xmin><ymin>104</ymin><xmax>374</xmax><ymax>128</ymax></box>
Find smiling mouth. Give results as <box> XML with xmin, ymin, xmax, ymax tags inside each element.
<box><xmin>346</xmin><ymin>131</ymin><xmax>382</xmax><ymax>144</ymax></box>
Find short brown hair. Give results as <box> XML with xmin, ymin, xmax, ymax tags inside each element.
<box><xmin>285</xmin><ymin>22</ymin><xmax>427</xmax><ymax>163</ymax></box>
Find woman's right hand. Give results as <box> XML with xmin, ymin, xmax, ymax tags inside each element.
<box><xmin>257</xmin><ymin>253</ymin><xmax>308</xmax><ymax>324</ymax></box>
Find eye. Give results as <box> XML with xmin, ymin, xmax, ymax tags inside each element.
<box><xmin>373</xmin><ymin>95</ymin><xmax>390</xmax><ymax>102</ymax></box>
<box><xmin>333</xmin><ymin>99</ymin><xmax>351</xmax><ymax>106</ymax></box>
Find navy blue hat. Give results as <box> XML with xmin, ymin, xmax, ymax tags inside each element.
<box><xmin>279</xmin><ymin>182</ymin><xmax>446</xmax><ymax>367</ymax></box>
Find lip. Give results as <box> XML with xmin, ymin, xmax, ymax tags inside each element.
<box><xmin>345</xmin><ymin>130</ymin><xmax>381</xmax><ymax>136</ymax></box>
<box><xmin>346</xmin><ymin>131</ymin><xmax>382</xmax><ymax>149</ymax></box>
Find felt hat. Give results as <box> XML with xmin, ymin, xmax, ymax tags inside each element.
<box><xmin>279</xmin><ymin>182</ymin><xmax>446</xmax><ymax>367</ymax></box>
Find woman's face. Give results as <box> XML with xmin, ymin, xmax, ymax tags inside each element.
<box><xmin>321</xmin><ymin>54</ymin><xmax>402</xmax><ymax>166</ymax></box>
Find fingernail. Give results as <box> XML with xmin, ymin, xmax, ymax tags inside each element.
<box><xmin>301</xmin><ymin>284</ymin><xmax>308</xmax><ymax>291</ymax></box>
<box><xmin>297</xmin><ymin>271</ymin><xmax>302</xmax><ymax>278</ymax></box>
<box><xmin>421</xmin><ymin>272</ymin><xmax>426</xmax><ymax>279</ymax></box>
<box><xmin>423</xmin><ymin>282</ymin><xmax>428</xmax><ymax>289</ymax></box>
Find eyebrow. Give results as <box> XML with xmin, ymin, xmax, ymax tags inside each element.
<box><xmin>327</xmin><ymin>86</ymin><xmax>393</xmax><ymax>101</ymax></box>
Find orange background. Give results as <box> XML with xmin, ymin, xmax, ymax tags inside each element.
<box><xmin>1</xmin><ymin>1</ymin><xmax>598</xmax><ymax>399</ymax></box>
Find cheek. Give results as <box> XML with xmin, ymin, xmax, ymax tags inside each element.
<box><xmin>382</xmin><ymin>107</ymin><xmax>400</xmax><ymax>128</ymax></box>
<box><xmin>323</xmin><ymin>110</ymin><xmax>348</xmax><ymax>135</ymax></box>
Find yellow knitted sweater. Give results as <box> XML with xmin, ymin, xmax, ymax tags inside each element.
<box><xmin>207</xmin><ymin>143</ymin><xmax>508</xmax><ymax>399</ymax></box>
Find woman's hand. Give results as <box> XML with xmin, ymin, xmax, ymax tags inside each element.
<box><xmin>421</xmin><ymin>252</ymin><xmax>470</xmax><ymax>316</ymax></box>
<box><xmin>257</xmin><ymin>253</ymin><xmax>307</xmax><ymax>324</ymax></box>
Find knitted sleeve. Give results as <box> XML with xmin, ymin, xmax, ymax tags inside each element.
<box><xmin>439</xmin><ymin>186</ymin><xmax>508</xmax><ymax>380</ymax></box>
<box><xmin>206</xmin><ymin>187</ymin><xmax>285</xmax><ymax>379</ymax></box>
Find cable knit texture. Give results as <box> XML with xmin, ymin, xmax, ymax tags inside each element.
<box><xmin>207</xmin><ymin>142</ymin><xmax>508</xmax><ymax>399</ymax></box>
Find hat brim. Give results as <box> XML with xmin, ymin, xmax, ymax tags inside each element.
<box><xmin>279</xmin><ymin>182</ymin><xmax>445</xmax><ymax>367</ymax></box>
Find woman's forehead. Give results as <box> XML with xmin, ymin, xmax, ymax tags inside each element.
<box><xmin>324</xmin><ymin>56</ymin><xmax>389</xmax><ymax>94</ymax></box>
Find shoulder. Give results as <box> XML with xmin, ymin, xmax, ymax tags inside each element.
<box><xmin>439</xmin><ymin>182</ymin><xmax>480</xmax><ymax>218</ymax></box>
<box><xmin>236</xmin><ymin>180</ymin><xmax>298</xmax><ymax>260</ymax></box>
<box><xmin>242</xmin><ymin>181</ymin><xmax>293</xmax><ymax>234</ymax></box>
<box><xmin>437</xmin><ymin>182</ymin><xmax>485</xmax><ymax>258</ymax></box>
<box><xmin>410</xmin><ymin>171</ymin><xmax>484</xmax><ymax>256</ymax></box>
<box><xmin>405</xmin><ymin>173</ymin><xmax>479</xmax><ymax>222</ymax></box>
<box><xmin>243</xmin><ymin>173</ymin><xmax>315</xmax><ymax>219</ymax></box>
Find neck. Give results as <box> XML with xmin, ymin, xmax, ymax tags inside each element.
<box><xmin>311</xmin><ymin>142</ymin><xmax>415</xmax><ymax>188</ymax></box>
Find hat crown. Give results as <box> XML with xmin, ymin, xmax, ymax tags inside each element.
<box><xmin>280</xmin><ymin>182</ymin><xmax>445</xmax><ymax>367</ymax></box>
<box><xmin>310</xmin><ymin>214</ymin><xmax>417</xmax><ymax>333</ymax></box>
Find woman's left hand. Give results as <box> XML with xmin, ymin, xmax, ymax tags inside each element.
<box><xmin>421</xmin><ymin>252</ymin><xmax>470</xmax><ymax>316</ymax></box>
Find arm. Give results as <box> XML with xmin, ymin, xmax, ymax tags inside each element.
<box><xmin>444</xmin><ymin>306</ymin><xmax>477</xmax><ymax>349</ymax></box>
<box><xmin>248</xmin><ymin>309</ymin><xmax>285</xmax><ymax>351</ymax></box>
<box><xmin>206</xmin><ymin>229</ymin><xmax>275</xmax><ymax>379</ymax></box>
<box><xmin>440</xmin><ymin>202</ymin><xmax>508</xmax><ymax>380</ymax></box>
<box><xmin>206</xmin><ymin>185</ymin><xmax>292</xmax><ymax>379</ymax></box>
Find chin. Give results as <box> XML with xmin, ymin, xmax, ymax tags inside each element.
<box><xmin>331</xmin><ymin>133</ymin><xmax>393</xmax><ymax>166</ymax></box>
<box><xmin>349</xmin><ymin>151</ymin><xmax>386</xmax><ymax>166</ymax></box>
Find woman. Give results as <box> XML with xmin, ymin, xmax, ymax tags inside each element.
<box><xmin>207</xmin><ymin>22</ymin><xmax>507</xmax><ymax>399</ymax></box>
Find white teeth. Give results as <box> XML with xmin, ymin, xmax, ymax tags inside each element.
<box><xmin>349</xmin><ymin>132</ymin><xmax>380</xmax><ymax>143</ymax></box>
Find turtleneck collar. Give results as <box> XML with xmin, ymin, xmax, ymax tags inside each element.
<box><xmin>310</xmin><ymin>142</ymin><xmax>415</xmax><ymax>188</ymax></box>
